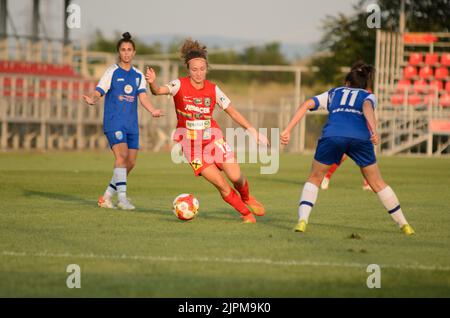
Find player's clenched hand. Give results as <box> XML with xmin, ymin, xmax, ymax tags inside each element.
<box><xmin>370</xmin><ymin>132</ymin><xmax>379</xmax><ymax>145</ymax></box>
<box><xmin>82</xmin><ymin>94</ymin><xmax>96</xmax><ymax>106</ymax></box>
<box><xmin>145</xmin><ymin>67</ymin><xmax>156</xmax><ymax>84</ymax></box>
<box><xmin>280</xmin><ymin>130</ymin><xmax>290</xmax><ymax>145</ymax></box>
<box><xmin>248</xmin><ymin>127</ymin><xmax>269</xmax><ymax>146</ymax></box>
<box><xmin>151</xmin><ymin>109</ymin><xmax>164</xmax><ymax>118</ymax></box>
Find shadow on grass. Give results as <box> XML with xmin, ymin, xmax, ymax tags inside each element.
<box><xmin>312</xmin><ymin>222</ymin><xmax>394</xmax><ymax>235</ymax></box>
<box><xmin>24</xmin><ymin>189</ymin><xmax>95</xmax><ymax>207</ymax></box>
<box><xmin>250</xmin><ymin>175</ymin><xmax>305</xmax><ymax>187</ymax></box>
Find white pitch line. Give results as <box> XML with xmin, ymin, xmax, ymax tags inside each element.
<box><xmin>2</xmin><ymin>250</ymin><xmax>450</xmax><ymax>272</ymax></box>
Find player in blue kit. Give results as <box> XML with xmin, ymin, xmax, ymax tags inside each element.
<box><xmin>82</xmin><ymin>32</ymin><xmax>163</xmax><ymax>210</ymax></box>
<box><xmin>280</xmin><ymin>62</ymin><xmax>415</xmax><ymax>235</ymax></box>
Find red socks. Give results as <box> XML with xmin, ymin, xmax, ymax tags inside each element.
<box><xmin>326</xmin><ymin>163</ymin><xmax>339</xmax><ymax>179</ymax></box>
<box><xmin>234</xmin><ymin>179</ymin><xmax>250</xmax><ymax>202</ymax></box>
<box><xmin>222</xmin><ymin>189</ymin><xmax>251</xmax><ymax>216</ymax></box>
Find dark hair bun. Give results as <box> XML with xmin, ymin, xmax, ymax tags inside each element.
<box><xmin>122</xmin><ymin>32</ymin><xmax>132</xmax><ymax>40</ymax></box>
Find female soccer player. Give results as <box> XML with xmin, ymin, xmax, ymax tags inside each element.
<box><xmin>82</xmin><ymin>32</ymin><xmax>163</xmax><ymax>210</ymax></box>
<box><xmin>281</xmin><ymin>62</ymin><xmax>415</xmax><ymax>235</ymax></box>
<box><xmin>145</xmin><ymin>38</ymin><xmax>266</xmax><ymax>223</ymax></box>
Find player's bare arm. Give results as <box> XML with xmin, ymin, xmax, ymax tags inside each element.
<box><xmin>362</xmin><ymin>100</ymin><xmax>379</xmax><ymax>145</ymax></box>
<box><xmin>82</xmin><ymin>90</ymin><xmax>102</xmax><ymax>106</ymax></box>
<box><xmin>224</xmin><ymin>105</ymin><xmax>269</xmax><ymax>145</ymax></box>
<box><xmin>145</xmin><ymin>67</ymin><xmax>170</xmax><ymax>95</ymax></box>
<box><xmin>138</xmin><ymin>93</ymin><xmax>164</xmax><ymax>117</ymax></box>
<box><xmin>280</xmin><ymin>98</ymin><xmax>316</xmax><ymax>145</ymax></box>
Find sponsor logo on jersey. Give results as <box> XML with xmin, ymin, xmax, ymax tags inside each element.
<box><xmin>118</xmin><ymin>95</ymin><xmax>135</xmax><ymax>102</ymax></box>
<box><xmin>117</xmin><ymin>78</ymin><xmax>125</xmax><ymax>82</ymax></box>
<box><xmin>115</xmin><ymin>131</ymin><xmax>123</xmax><ymax>140</ymax></box>
<box><xmin>186</xmin><ymin>119</ymin><xmax>211</xmax><ymax>130</ymax></box>
<box><xmin>124</xmin><ymin>84</ymin><xmax>133</xmax><ymax>94</ymax></box>
<box><xmin>203</xmin><ymin>128</ymin><xmax>211</xmax><ymax>140</ymax></box>
<box><xmin>193</xmin><ymin>98</ymin><xmax>202</xmax><ymax>105</ymax></box>
<box><xmin>187</xmin><ymin>130</ymin><xmax>197</xmax><ymax>140</ymax></box>
<box><xmin>204</xmin><ymin>97</ymin><xmax>211</xmax><ymax>107</ymax></box>
<box><xmin>191</xmin><ymin>158</ymin><xmax>203</xmax><ymax>170</ymax></box>
<box><xmin>185</xmin><ymin>104</ymin><xmax>210</xmax><ymax>114</ymax></box>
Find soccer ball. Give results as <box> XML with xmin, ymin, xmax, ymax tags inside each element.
<box><xmin>173</xmin><ymin>194</ymin><xmax>199</xmax><ymax>221</ymax></box>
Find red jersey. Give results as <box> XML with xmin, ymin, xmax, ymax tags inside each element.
<box><xmin>167</xmin><ymin>77</ymin><xmax>231</xmax><ymax>144</ymax></box>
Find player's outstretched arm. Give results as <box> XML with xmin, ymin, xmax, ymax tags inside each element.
<box><xmin>224</xmin><ymin>105</ymin><xmax>269</xmax><ymax>145</ymax></box>
<box><xmin>280</xmin><ymin>98</ymin><xmax>315</xmax><ymax>145</ymax></box>
<box><xmin>363</xmin><ymin>100</ymin><xmax>379</xmax><ymax>145</ymax></box>
<box><xmin>82</xmin><ymin>90</ymin><xmax>102</xmax><ymax>106</ymax></box>
<box><xmin>138</xmin><ymin>93</ymin><xmax>164</xmax><ymax>118</ymax></box>
<box><xmin>145</xmin><ymin>67</ymin><xmax>170</xmax><ymax>96</ymax></box>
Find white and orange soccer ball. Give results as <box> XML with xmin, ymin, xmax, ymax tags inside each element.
<box><xmin>172</xmin><ymin>194</ymin><xmax>199</xmax><ymax>221</ymax></box>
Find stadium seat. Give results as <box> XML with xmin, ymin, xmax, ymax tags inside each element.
<box><xmin>424</xmin><ymin>94</ymin><xmax>438</xmax><ymax>106</ymax></box>
<box><xmin>429</xmin><ymin>80</ymin><xmax>443</xmax><ymax>93</ymax></box>
<box><xmin>425</xmin><ymin>53</ymin><xmax>439</xmax><ymax>66</ymax></box>
<box><xmin>403</xmin><ymin>66</ymin><xmax>417</xmax><ymax>79</ymax></box>
<box><xmin>2</xmin><ymin>77</ymin><xmax>12</xmax><ymax>96</ymax></box>
<box><xmin>408</xmin><ymin>94</ymin><xmax>422</xmax><ymax>106</ymax></box>
<box><xmin>441</xmin><ymin>53</ymin><xmax>450</xmax><ymax>67</ymax></box>
<box><xmin>413</xmin><ymin>79</ymin><xmax>428</xmax><ymax>93</ymax></box>
<box><xmin>439</xmin><ymin>94</ymin><xmax>450</xmax><ymax>107</ymax></box>
<box><xmin>396</xmin><ymin>79</ymin><xmax>411</xmax><ymax>92</ymax></box>
<box><xmin>435</xmin><ymin>67</ymin><xmax>449</xmax><ymax>80</ymax></box>
<box><xmin>419</xmin><ymin>66</ymin><xmax>433</xmax><ymax>79</ymax></box>
<box><xmin>445</xmin><ymin>81</ymin><xmax>450</xmax><ymax>92</ymax></box>
<box><xmin>408</xmin><ymin>53</ymin><xmax>422</xmax><ymax>66</ymax></box>
<box><xmin>391</xmin><ymin>94</ymin><xmax>404</xmax><ymax>105</ymax></box>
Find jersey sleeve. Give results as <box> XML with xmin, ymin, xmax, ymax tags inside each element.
<box><xmin>364</xmin><ymin>93</ymin><xmax>377</xmax><ymax>109</ymax></box>
<box><xmin>215</xmin><ymin>85</ymin><xmax>231</xmax><ymax>110</ymax></box>
<box><xmin>137</xmin><ymin>72</ymin><xmax>147</xmax><ymax>94</ymax></box>
<box><xmin>95</xmin><ymin>65</ymin><xmax>116</xmax><ymax>96</ymax></box>
<box><xmin>310</xmin><ymin>91</ymin><xmax>329</xmax><ymax>111</ymax></box>
<box><xmin>165</xmin><ymin>79</ymin><xmax>181</xmax><ymax>96</ymax></box>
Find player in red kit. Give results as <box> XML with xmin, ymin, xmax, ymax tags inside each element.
<box><xmin>145</xmin><ymin>39</ymin><xmax>267</xmax><ymax>223</ymax></box>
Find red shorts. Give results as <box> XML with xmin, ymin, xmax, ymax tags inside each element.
<box><xmin>181</xmin><ymin>138</ymin><xmax>236</xmax><ymax>176</ymax></box>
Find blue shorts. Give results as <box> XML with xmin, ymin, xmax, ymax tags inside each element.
<box><xmin>314</xmin><ymin>136</ymin><xmax>376</xmax><ymax>167</ymax></box>
<box><xmin>105</xmin><ymin>130</ymin><xmax>139</xmax><ymax>149</ymax></box>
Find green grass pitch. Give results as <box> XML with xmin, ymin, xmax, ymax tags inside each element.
<box><xmin>0</xmin><ymin>152</ymin><xmax>449</xmax><ymax>297</ymax></box>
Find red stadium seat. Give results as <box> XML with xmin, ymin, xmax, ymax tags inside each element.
<box><xmin>441</xmin><ymin>53</ymin><xmax>450</xmax><ymax>67</ymax></box>
<box><xmin>429</xmin><ymin>80</ymin><xmax>443</xmax><ymax>93</ymax></box>
<box><xmin>396</xmin><ymin>79</ymin><xmax>411</xmax><ymax>92</ymax></box>
<box><xmin>425</xmin><ymin>53</ymin><xmax>439</xmax><ymax>66</ymax></box>
<box><xmin>445</xmin><ymin>81</ymin><xmax>450</xmax><ymax>92</ymax></box>
<box><xmin>408</xmin><ymin>94</ymin><xmax>422</xmax><ymax>106</ymax></box>
<box><xmin>435</xmin><ymin>67</ymin><xmax>449</xmax><ymax>80</ymax></box>
<box><xmin>419</xmin><ymin>66</ymin><xmax>433</xmax><ymax>79</ymax></box>
<box><xmin>439</xmin><ymin>94</ymin><xmax>450</xmax><ymax>107</ymax></box>
<box><xmin>413</xmin><ymin>79</ymin><xmax>428</xmax><ymax>93</ymax></box>
<box><xmin>424</xmin><ymin>94</ymin><xmax>438</xmax><ymax>106</ymax></box>
<box><xmin>403</xmin><ymin>66</ymin><xmax>417</xmax><ymax>79</ymax></box>
<box><xmin>403</xmin><ymin>33</ymin><xmax>437</xmax><ymax>44</ymax></box>
<box><xmin>408</xmin><ymin>53</ymin><xmax>422</xmax><ymax>66</ymax></box>
<box><xmin>391</xmin><ymin>94</ymin><xmax>404</xmax><ymax>105</ymax></box>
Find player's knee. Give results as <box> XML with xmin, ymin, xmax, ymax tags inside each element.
<box><xmin>308</xmin><ymin>171</ymin><xmax>325</xmax><ymax>186</ymax></box>
<box><xmin>230</xmin><ymin>172</ymin><xmax>243</xmax><ymax>185</ymax></box>
<box><xmin>127</xmin><ymin>159</ymin><xmax>136</xmax><ymax>171</ymax></box>
<box><xmin>115</xmin><ymin>153</ymin><xmax>128</xmax><ymax>166</ymax></box>
<box><xmin>370</xmin><ymin>180</ymin><xmax>387</xmax><ymax>193</ymax></box>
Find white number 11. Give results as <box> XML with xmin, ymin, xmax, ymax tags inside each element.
<box><xmin>340</xmin><ymin>89</ymin><xmax>359</xmax><ymax>107</ymax></box>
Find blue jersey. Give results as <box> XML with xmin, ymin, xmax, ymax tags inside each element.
<box><xmin>311</xmin><ymin>87</ymin><xmax>377</xmax><ymax>140</ymax></box>
<box><xmin>95</xmin><ymin>64</ymin><xmax>147</xmax><ymax>134</ymax></box>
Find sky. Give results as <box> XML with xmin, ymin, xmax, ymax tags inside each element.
<box><xmin>7</xmin><ymin>0</ymin><xmax>359</xmax><ymax>46</ymax></box>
